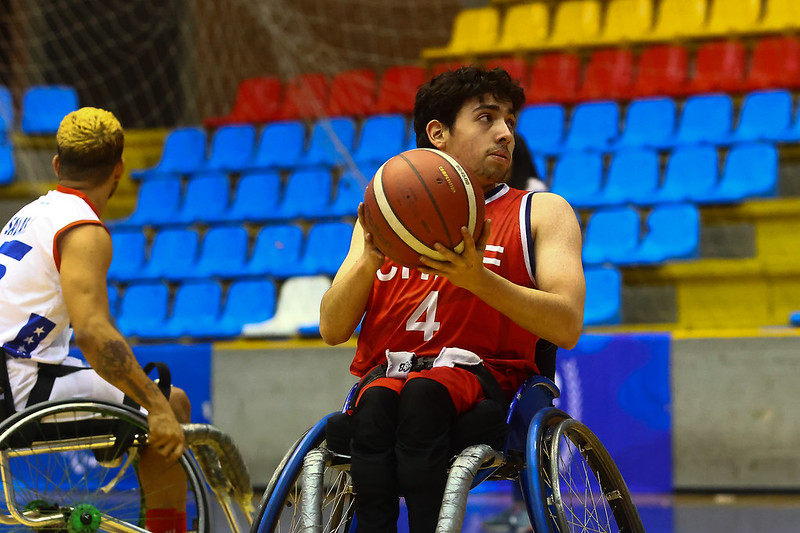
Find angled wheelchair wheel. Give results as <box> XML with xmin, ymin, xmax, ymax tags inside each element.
<box><xmin>545</xmin><ymin>418</ymin><xmax>644</xmax><ymax>533</ymax></box>
<box><xmin>0</xmin><ymin>400</ymin><xmax>210</xmax><ymax>532</ymax></box>
<box><xmin>251</xmin><ymin>413</ymin><xmax>355</xmax><ymax>533</ymax></box>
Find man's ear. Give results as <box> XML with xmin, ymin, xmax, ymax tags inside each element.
<box><xmin>426</xmin><ymin>120</ymin><xmax>448</xmax><ymax>150</ymax></box>
<box><xmin>52</xmin><ymin>154</ymin><xmax>60</xmax><ymax>177</ymax></box>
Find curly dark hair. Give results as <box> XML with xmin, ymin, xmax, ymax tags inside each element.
<box><xmin>413</xmin><ymin>65</ymin><xmax>526</xmax><ymax>149</ymax></box>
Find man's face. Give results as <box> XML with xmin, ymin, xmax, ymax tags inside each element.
<box><xmin>440</xmin><ymin>94</ymin><xmax>516</xmax><ymax>192</ymax></box>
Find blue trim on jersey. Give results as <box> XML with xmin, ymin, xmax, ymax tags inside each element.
<box><xmin>523</xmin><ymin>193</ymin><xmax>536</xmax><ymax>282</ymax></box>
<box><xmin>485</xmin><ymin>184</ymin><xmax>509</xmax><ymax>203</ymax></box>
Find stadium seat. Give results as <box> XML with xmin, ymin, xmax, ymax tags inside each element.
<box><xmin>299</xmin><ymin>117</ymin><xmax>357</xmax><ymax>168</ymax></box>
<box><xmin>130</xmin><ymin>127</ymin><xmax>207</xmax><ymax>180</ymax></box>
<box><xmin>276</xmin><ymin>73</ymin><xmax>330</xmax><ymax>121</ymax></box>
<box><xmin>210</xmin><ymin>279</ymin><xmax>277</xmax><ymax>338</ymax></box>
<box><xmin>516</xmin><ymin>104</ymin><xmax>565</xmax><ymax>155</ymax></box>
<box><xmin>730</xmin><ymin>90</ymin><xmax>794</xmax><ymax>143</ymax></box>
<box><xmin>138</xmin><ymin>228</ymin><xmax>199</xmax><ymax>281</ymax></box>
<box><xmin>421</xmin><ymin>7</ymin><xmax>500</xmax><ymax>59</ymax></box>
<box><xmin>326</xmin><ymin>69</ymin><xmax>377</xmax><ymax>117</ymax></box>
<box><xmin>546</xmin><ymin>0</ymin><xmax>602</xmax><ymax>48</ymax></box>
<box><xmin>330</xmin><ymin>168</ymin><xmax>369</xmax><ymax>217</ymax></box>
<box><xmin>193</xmin><ymin>226</ymin><xmax>250</xmax><ymax>279</ymax></box>
<box><xmin>485</xmin><ymin>57</ymin><xmax>529</xmax><ymax>95</ymax></box>
<box><xmin>122</xmin><ymin>175</ymin><xmax>183</xmax><ymax>228</ymax></box>
<box><xmin>583</xmin><ymin>267</ymin><xmax>622</xmax><ymax>325</ymax></box>
<box><xmin>705</xmin><ymin>0</ymin><xmax>761</xmax><ymax>36</ymax></box>
<box><xmin>630</xmin><ymin>44</ymin><xmax>689</xmax><ymax>99</ymax></box>
<box><xmin>107</xmin><ymin>283</ymin><xmax>119</xmax><ymax>320</ymax></box>
<box><xmin>352</xmin><ymin>114</ymin><xmax>407</xmax><ymax>167</ymax></box>
<box><xmin>649</xmin><ymin>0</ymin><xmax>708</xmax><ymax>40</ymax></box>
<box><xmin>430</xmin><ymin>61</ymin><xmax>469</xmax><ymax>78</ymax></box>
<box><xmin>745</xmin><ymin>37</ymin><xmax>800</xmax><ymax>92</ymax></box>
<box><xmin>582</xmin><ymin>206</ymin><xmax>641</xmax><ymax>265</ymax></box>
<box><xmin>624</xmin><ymin>203</ymin><xmax>700</xmax><ymax>264</ymax></box>
<box><xmin>247</xmin><ymin>120</ymin><xmax>306</xmax><ymax>171</ymax></box>
<box><xmin>493</xmin><ymin>2</ymin><xmax>550</xmax><ymax>53</ymax></box>
<box><xmin>561</xmin><ymin>101</ymin><xmax>620</xmax><ymax>152</ymax></box>
<box><xmin>791</xmin><ymin>311</ymin><xmax>800</xmax><ymax>327</ymax></box>
<box><xmin>175</xmin><ymin>172</ymin><xmax>231</xmax><ymax>225</ymax></box>
<box><xmin>274</xmin><ymin>168</ymin><xmax>332</xmax><ymax>220</ymax></box>
<box><xmin>549</xmin><ymin>152</ymin><xmax>604</xmax><ymax>209</ymax></box>
<box><xmin>226</xmin><ymin>171</ymin><xmax>283</xmax><ymax>224</ymax></box>
<box><xmin>602</xmin><ymin>149</ymin><xmax>660</xmax><ymax>206</ymax></box>
<box><xmin>20</xmin><ymin>85</ymin><xmax>78</xmax><ymax>135</ymax></box>
<box><xmin>668</xmin><ymin>94</ymin><xmax>734</xmax><ymax>147</ymax></box>
<box><xmin>373</xmin><ymin>65</ymin><xmax>427</xmax><ymax>115</ymax></box>
<box><xmin>613</xmin><ymin>97</ymin><xmax>677</xmax><ymax>150</ymax></box>
<box><xmin>595</xmin><ymin>0</ymin><xmax>653</xmax><ymax>44</ymax></box>
<box><xmin>116</xmin><ymin>281</ymin><xmax>170</xmax><ymax>339</ymax></box>
<box><xmin>246</xmin><ymin>224</ymin><xmax>305</xmax><ymax>277</ymax></box>
<box><xmin>196</xmin><ymin>124</ymin><xmax>257</xmax><ymax>173</ymax></box>
<box><xmin>526</xmin><ymin>52</ymin><xmax>581</xmax><ymax>105</ymax></box>
<box><xmin>758</xmin><ymin>0</ymin><xmax>800</xmax><ymax>31</ymax></box>
<box><xmin>577</xmin><ymin>49</ymin><xmax>635</xmax><ymax>101</ymax></box>
<box><xmin>107</xmin><ymin>230</ymin><xmax>147</xmax><ymax>282</ymax></box>
<box><xmin>685</xmin><ymin>40</ymin><xmax>747</xmax><ymax>95</ymax></box>
<box><xmin>0</xmin><ymin>85</ymin><xmax>13</xmax><ymax>139</ymax></box>
<box><xmin>242</xmin><ymin>275</ymin><xmax>332</xmax><ymax>338</ymax></box>
<box><xmin>699</xmin><ymin>142</ymin><xmax>778</xmax><ymax>203</ymax></box>
<box><xmin>203</xmin><ymin>76</ymin><xmax>282</xmax><ymax>128</ymax></box>
<box><xmin>161</xmin><ymin>280</ymin><xmax>223</xmax><ymax>339</ymax></box>
<box><xmin>295</xmin><ymin>221</ymin><xmax>353</xmax><ymax>276</ymax></box>
<box><xmin>0</xmin><ymin>143</ymin><xmax>14</xmax><ymax>186</ymax></box>
<box><xmin>652</xmin><ymin>145</ymin><xmax>719</xmax><ymax>203</ymax></box>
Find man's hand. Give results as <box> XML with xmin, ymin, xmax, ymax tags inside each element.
<box><xmin>357</xmin><ymin>203</ymin><xmax>386</xmax><ymax>271</ymax></box>
<box><xmin>417</xmin><ymin>219</ymin><xmax>492</xmax><ymax>292</ymax></box>
<box><xmin>146</xmin><ymin>408</ymin><xmax>185</xmax><ymax>462</ymax></box>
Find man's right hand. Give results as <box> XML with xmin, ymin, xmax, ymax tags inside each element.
<box><xmin>146</xmin><ymin>408</ymin><xmax>185</xmax><ymax>462</ymax></box>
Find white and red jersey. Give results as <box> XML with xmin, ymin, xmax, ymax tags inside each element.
<box><xmin>354</xmin><ymin>184</ymin><xmax>541</xmax><ymax>395</ymax></box>
<box><xmin>0</xmin><ymin>186</ymin><xmax>107</xmax><ymax>364</ymax></box>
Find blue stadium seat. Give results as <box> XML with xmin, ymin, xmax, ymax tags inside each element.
<box><xmin>562</xmin><ymin>101</ymin><xmax>620</xmax><ymax>152</ymax></box>
<box><xmin>602</xmin><ymin>148</ymin><xmax>660</xmax><ymax>205</ymax></box>
<box><xmin>623</xmin><ymin>203</ymin><xmax>700</xmax><ymax>265</ymax></box>
<box><xmin>0</xmin><ymin>85</ymin><xmax>13</xmax><ymax>142</ymax></box>
<box><xmin>121</xmin><ymin>175</ymin><xmax>183</xmax><ymax>228</ymax></box>
<box><xmin>20</xmin><ymin>85</ymin><xmax>78</xmax><ymax>135</ymax></box>
<box><xmin>613</xmin><ymin>97</ymin><xmax>676</xmax><ymax>150</ymax></box>
<box><xmin>300</xmin><ymin>117</ymin><xmax>357</xmax><ymax>168</ymax></box>
<box><xmin>107</xmin><ymin>284</ymin><xmax>120</xmax><ymax>320</ymax></box>
<box><xmin>730</xmin><ymin>90</ymin><xmax>793</xmax><ymax>143</ymax></box>
<box><xmin>652</xmin><ymin>146</ymin><xmax>719</xmax><ymax>203</ymax></box>
<box><xmin>295</xmin><ymin>221</ymin><xmax>353</xmax><ymax>276</ymax></box>
<box><xmin>330</xmin><ymin>167</ymin><xmax>369</xmax><ymax>217</ymax></box>
<box><xmin>175</xmin><ymin>172</ymin><xmax>231</xmax><ymax>225</ymax></box>
<box><xmin>274</xmin><ymin>168</ymin><xmax>332</xmax><ymax>220</ymax></box>
<box><xmin>131</xmin><ymin>127</ymin><xmax>207</xmax><ymax>180</ymax></box>
<box><xmin>209</xmin><ymin>279</ymin><xmax>277</xmax><ymax>338</ymax></box>
<box><xmin>193</xmin><ymin>226</ymin><xmax>250</xmax><ymax>279</ymax></box>
<box><xmin>353</xmin><ymin>114</ymin><xmax>407</xmax><ymax>166</ymax></box>
<box><xmin>107</xmin><ymin>230</ymin><xmax>147</xmax><ymax>282</ymax></box>
<box><xmin>517</xmin><ymin>104</ymin><xmax>565</xmax><ymax>155</ymax></box>
<box><xmin>791</xmin><ymin>311</ymin><xmax>800</xmax><ymax>327</ymax></box>
<box><xmin>404</xmin><ymin>121</ymin><xmax>419</xmax><ymax>152</ymax></box>
<box><xmin>226</xmin><ymin>171</ymin><xmax>283</xmax><ymax>224</ymax></box>
<box><xmin>246</xmin><ymin>120</ymin><xmax>306</xmax><ymax>170</ymax></box>
<box><xmin>198</xmin><ymin>124</ymin><xmax>257</xmax><ymax>173</ymax></box>
<box><xmin>162</xmin><ymin>280</ymin><xmax>223</xmax><ymax>339</ymax></box>
<box><xmin>698</xmin><ymin>142</ymin><xmax>778</xmax><ymax>203</ymax></box>
<box><xmin>242</xmin><ymin>275</ymin><xmax>332</xmax><ymax>338</ymax></box>
<box><xmin>246</xmin><ymin>224</ymin><xmax>305</xmax><ymax>277</ymax></box>
<box><xmin>549</xmin><ymin>152</ymin><xmax>605</xmax><ymax>208</ymax></box>
<box><xmin>116</xmin><ymin>281</ymin><xmax>169</xmax><ymax>338</ymax></box>
<box><xmin>583</xmin><ymin>267</ymin><xmax>622</xmax><ymax>326</ymax></box>
<box><xmin>138</xmin><ymin>228</ymin><xmax>199</xmax><ymax>281</ymax></box>
<box><xmin>582</xmin><ymin>207</ymin><xmax>641</xmax><ymax>265</ymax></box>
<box><xmin>0</xmin><ymin>142</ymin><xmax>14</xmax><ymax>186</ymax></box>
<box><xmin>669</xmin><ymin>94</ymin><xmax>734</xmax><ymax>147</ymax></box>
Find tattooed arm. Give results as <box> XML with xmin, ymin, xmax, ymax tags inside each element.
<box><xmin>58</xmin><ymin>224</ymin><xmax>184</xmax><ymax>461</ymax></box>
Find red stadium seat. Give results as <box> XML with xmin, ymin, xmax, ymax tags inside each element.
<box><xmin>326</xmin><ymin>69</ymin><xmax>378</xmax><ymax>117</ymax></box>
<box><xmin>630</xmin><ymin>44</ymin><xmax>689</xmax><ymax>99</ymax></box>
<box><xmin>276</xmin><ymin>73</ymin><xmax>330</xmax><ymax>121</ymax></box>
<box><xmin>745</xmin><ymin>36</ymin><xmax>800</xmax><ymax>91</ymax></box>
<box><xmin>577</xmin><ymin>48</ymin><xmax>635</xmax><ymax>101</ymax></box>
<box><xmin>485</xmin><ymin>57</ymin><xmax>530</xmax><ymax>95</ymax></box>
<box><xmin>204</xmin><ymin>77</ymin><xmax>282</xmax><ymax>128</ymax></box>
<box><xmin>526</xmin><ymin>52</ymin><xmax>581</xmax><ymax>105</ymax></box>
<box><xmin>685</xmin><ymin>40</ymin><xmax>747</xmax><ymax>95</ymax></box>
<box><xmin>373</xmin><ymin>65</ymin><xmax>427</xmax><ymax>115</ymax></box>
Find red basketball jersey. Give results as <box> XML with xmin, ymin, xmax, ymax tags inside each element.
<box><xmin>353</xmin><ymin>184</ymin><xmax>541</xmax><ymax>395</ymax></box>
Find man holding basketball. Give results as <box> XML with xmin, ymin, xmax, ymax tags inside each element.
<box><xmin>320</xmin><ymin>66</ymin><xmax>585</xmax><ymax>533</ymax></box>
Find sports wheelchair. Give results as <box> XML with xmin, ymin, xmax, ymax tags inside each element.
<box><xmin>250</xmin><ymin>376</ymin><xmax>644</xmax><ymax>533</ymax></box>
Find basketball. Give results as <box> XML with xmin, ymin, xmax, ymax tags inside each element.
<box><xmin>362</xmin><ymin>148</ymin><xmax>485</xmax><ymax>267</ymax></box>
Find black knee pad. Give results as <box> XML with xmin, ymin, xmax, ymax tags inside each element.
<box><xmin>351</xmin><ymin>386</ymin><xmax>399</xmax><ymax>453</ymax></box>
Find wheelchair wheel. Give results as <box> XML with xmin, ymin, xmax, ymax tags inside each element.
<box><xmin>545</xmin><ymin>418</ymin><xmax>644</xmax><ymax>533</ymax></box>
<box><xmin>0</xmin><ymin>400</ymin><xmax>210</xmax><ymax>532</ymax></box>
<box><xmin>251</xmin><ymin>413</ymin><xmax>355</xmax><ymax>533</ymax></box>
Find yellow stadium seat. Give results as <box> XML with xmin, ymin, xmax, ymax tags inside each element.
<box><xmin>493</xmin><ymin>3</ymin><xmax>550</xmax><ymax>53</ymax></box>
<box><xmin>649</xmin><ymin>0</ymin><xmax>708</xmax><ymax>40</ymax></box>
<box><xmin>422</xmin><ymin>7</ymin><xmax>500</xmax><ymax>59</ymax></box>
<box><xmin>595</xmin><ymin>0</ymin><xmax>654</xmax><ymax>44</ymax></box>
<box><xmin>706</xmin><ymin>0</ymin><xmax>762</xmax><ymax>35</ymax></box>
<box><xmin>546</xmin><ymin>0</ymin><xmax>602</xmax><ymax>48</ymax></box>
<box><xmin>760</xmin><ymin>0</ymin><xmax>800</xmax><ymax>31</ymax></box>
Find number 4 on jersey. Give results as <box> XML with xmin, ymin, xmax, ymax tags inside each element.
<box><xmin>406</xmin><ymin>291</ymin><xmax>440</xmax><ymax>341</ymax></box>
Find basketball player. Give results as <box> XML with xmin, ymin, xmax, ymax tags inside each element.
<box><xmin>320</xmin><ymin>66</ymin><xmax>585</xmax><ymax>533</ymax></box>
<box><xmin>0</xmin><ymin>108</ymin><xmax>190</xmax><ymax>533</ymax></box>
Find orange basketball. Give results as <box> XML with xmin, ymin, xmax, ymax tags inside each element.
<box><xmin>362</xmin><ymin>148</ymin><xmax>485</xmax><ymax>268</ymax></box>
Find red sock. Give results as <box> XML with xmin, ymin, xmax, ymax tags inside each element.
<box><xmin>145</xmin><ymin>508</ymin><xmax>185</xmax><ymax>533</ymax></box>
<box><xmin>173</xmin><ymin>511</ymin><xmax>187</xmax><ymax>533</ymax></box>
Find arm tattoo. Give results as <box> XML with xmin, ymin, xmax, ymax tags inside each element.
<box><xmin>97</xmin><ymin>340</ymin><xmax>160</xmax><ymax>405</ymax></box>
